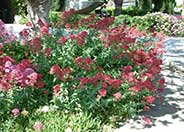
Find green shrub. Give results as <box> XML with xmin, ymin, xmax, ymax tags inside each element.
<box><xmin>107</xmin><ymin>6</ymin><xmax>146</xmax><ymax>17</ymax></box>
<box><xmin>122</xmin><ymin>6</ymin><xmax>146</xmax><ymax>16</ymax></box>
<box><xmin>112</xmin><ymin>15</ymin><xmax>132</xmax><ymax>26</ymax></box>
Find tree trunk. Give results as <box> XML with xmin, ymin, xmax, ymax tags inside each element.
<box><xmin>27</xmin><ymin>0</ymin><xmax>51</xmax><ymax>26</ymax></box>
<box><xmin>114</xmin><ymin>0</ymin><xmax>123</xmax><ymax>16</ymax></box>
<box><xmin>135</xmin><ymin>0</ymin><xmax>138</xmax><ymax>7</ymax></box>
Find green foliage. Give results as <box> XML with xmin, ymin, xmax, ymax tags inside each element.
<box><xmin>52</xmin><ymin>0</ymin><xmax>60</xmax><ymax>11</ymax></box>
<box><xmin>107</xmin><ymin>6</ymin><xmax>146</xmax><ymax>17</ymax></box>
<box><xmin>122</xmin><ymin>6</ymin><xmax>146</xmax><ymax>16</ymax></box>
<box><xmin>11</xmin><ymin>0</ymin><xmax>27</xmax><ymax>15</ymax></box>
<box><xmin>37</xmin><ymin>111</ymin><xmax>103</xmax><ymax>132</ymax></box>
<box><xmin>52</xmin><ymin>0</ymin><xmax>65</xmax><ymax>11</ymax></box>
<box><xmin>14</xmin><ymin>11</ymin><xmax>60</xmax><ymax>25</ymax></box>
<box><xmin>11</xmin><ymin>0</ymin><xmax>65</xmax><ymax>16</ymax></box>
<box><xmin>0</xmin><ymin>87</ymin><xmax>48</xmax><ymax>125</ymax></box>
<box><xmin>138</xmin><ymin>0</ymin><xmax>152</xmax><ymax>12</ymax></box>
<box><xmin>49</xmin><ymin>11</ymin><xmax>60</xmax><ymax>26</ymax></box>
<box><xmin>152</xmin><ymin>0</ymin><xmax>176</xmax><ymax>14</ymax></box>
<box><xmin>112</xmin><ymin>15</ymin><xmax>132</xmax><ymax>26</ymax></box>
<box><xmin>1</xmin><ymin>110</ymin><xmax>104</xmax><ymax>132</ymax></box>
<box><xmin>18</xmin><ymin>16</ymin><xmax>29</xmax><ymax>24</ymax></box>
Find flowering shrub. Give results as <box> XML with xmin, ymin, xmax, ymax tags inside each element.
<box><xmin>171</xmin><ymin>19</ymin><xmax>184</xmax><ymax>36</ymax></box>
<box><xmin>114</xmin><ymin>12</ymin><xmax>184</xmax><ymax>37</ymax></box>
<box><xmin>0</xmin><ymin>9</ymin><xmax>165</xmax><ymax>128</ymax></box>
<box><xmin>142</xmin><ymin>12</ymin><xmax>181</xmax><ymax>36</ymax></box>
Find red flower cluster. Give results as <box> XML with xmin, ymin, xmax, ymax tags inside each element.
<box><xmin>40</xmin><ymin>25</ymin><xmax>49</xmax><ymax>35</ymax></box>
<box><xmin>56</xmin><ymin>9</ymin><xmax>75</xmax><ymax>28</ymax></box>
<box><xmin>97</xmin><ymin>74</ymin><xmax>122</xmax><ymax>98</ymax></box>
<box><xmin>74</xmin><ymin>56</ymin><xmax>93</xmax><ymax>71</ymax></box>
<box><xmin>77</xmin><ymin>72</ymin><xmax>122</xmax><ymax>98</ymax></box>
<box><xmin>69</xmin><ymin>31</ymin><xmax>88</xmax><ymax>46</ymax></box>
<box><xmin>29</xmin><ymin>37</ymin><xmax>42</xmax><ymax>54</ymax></box>
<box><xmin>113</xmin><ymin>92</ymin><xmax>122</xmax><ymax>100</ymax></box>
<box><xmin>144</xmin><ymin>96</ymin><xmax>155</xmax><ymax>104</ymax></box>
<box><xmin>52</xmin><ymin>84</ymin><xmax>61</xmax><ymax>96</ymax></box>
<box><xmin>57</xmin><ymin>36</ymin><xmax>67</xmax><ymax>45</ymax></box>
<box><xmin>44</xmin><ymin>47</ymin><xmax>51</xmax><ymax>57</ymax></box>
<box><xmin>100</xmin><ymin>26</ymin><xmax>138</xmax><ymax>49</ymax></box>
<box><xmin>98</xmin><ymin>89</ymin><xmax>107</xmax><ymax>97</ymax></box>
<box><xmin>50</xmin><ymin>64</ymin><xmax>72</xmax><ymax>81</ymax></box>
<box><xmin>89</xmin><ymin>17</ymin><xmax>115</xmax><ymax>30</ymax></box>
<box><xmin>19</xmin><ymin>28</ymin><xmax>30</xmax><ymax>44</ymax></box>
<box><xmin>77</xmin><ymin>15</ymin><xmax>96</xmax><ymax>28</ymax></box>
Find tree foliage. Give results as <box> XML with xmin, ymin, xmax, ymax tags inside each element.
<box><xmin>52</xmin><ymin>0</ymin><xmax>65</xmax><ymax>11</ymax></box>
<box><xmin>11</xmin><ymin>0</ymin><xmax>27</xmax><ymax>15</ymax></box>
<box><xmin>152</xmin><ymin>0</ymin><xmax>176</xmax><ymax>14</ymax></box>
<box><xmin>138</xmin><ymin>0</ymin><xmax>152</xmax><ymax>12</ymax></box>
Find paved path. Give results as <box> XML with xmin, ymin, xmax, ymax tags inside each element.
<box><xmin>115</xmin><ymin>37</ymin><xmax>184</xmax><ymax>132</ymax></box>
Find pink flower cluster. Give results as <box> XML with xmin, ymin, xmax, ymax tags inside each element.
<box><xmin>0</xmin><ymin>57</ymin><xmax>44</xmax><ymax>91</ymax></box>
<box><xmin>11</xmin><ymin>108</ymin><xmax>20</xmax><ymax>117</ymax></box>
<box><xmin>0</xmin><ymin>20</ymin><xmax>17</xmax><ymax>45</ymax></box>
<box><xmin>33</xmin><ymin>122</ymin><xmax>44</xmax><ymax>131</ymax></box>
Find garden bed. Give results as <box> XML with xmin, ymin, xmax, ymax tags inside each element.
<box><xmin>0</xmin><ymin>10</ymin><xmax>165</xmax><ymax>131</ymax></box>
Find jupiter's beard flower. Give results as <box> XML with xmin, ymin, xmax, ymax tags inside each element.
<box><xmin>11</xmin><ymin>108</ymin><xmax>20</xmax><ymax>117</ymax></box>
<box><xmin>33</xmin><ymin>122</ymin><xmax>44</xmax><ymax>131</ymax></box>
<box><xmin>53</xmin><ymin>84</ymin><xmax>61</xmax><ymax>96</ymax></box>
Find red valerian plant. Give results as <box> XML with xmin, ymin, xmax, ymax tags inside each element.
<box><xmin>0</xmin><ymin>9</ymin><xmax>165</xmax><ymax>125</ymax></box>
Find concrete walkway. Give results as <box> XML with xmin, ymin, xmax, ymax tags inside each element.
<box><xmin>115</xmin><ymin>37</ymin><xmax>184</xmax><ymax>132</ymax></box>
